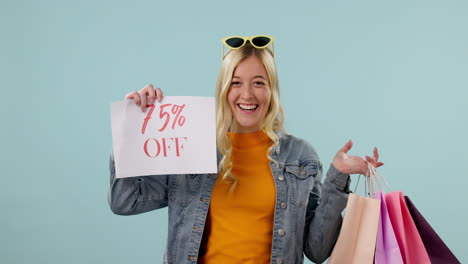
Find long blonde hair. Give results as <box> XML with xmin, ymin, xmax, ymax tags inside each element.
<box><xmin>215</xmin><ymin>43</ymin><xmax>285</xmax><ymax>191</ymax></box>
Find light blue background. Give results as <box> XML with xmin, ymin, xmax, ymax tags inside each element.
<box><xmin>2</xmin><ymin>0</ymin><xmax>467</xmax><ymax>263</ymax></box>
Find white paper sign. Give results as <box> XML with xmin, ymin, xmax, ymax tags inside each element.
<box><xmin>110</xmin><ymin>96</ymin><xmax>217</xmax><ymax>178</ymax></box>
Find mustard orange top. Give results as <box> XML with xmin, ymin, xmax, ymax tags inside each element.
<box><xmin>198</xmin><ymin>130</ymin><xmax>276</xmax><ymax>264</ymax></box>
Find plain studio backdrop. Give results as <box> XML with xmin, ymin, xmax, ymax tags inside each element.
<box><xmin>1</xmin><ymin>0</ymin><xmax>467</xmax><ymax>263</ymax></box>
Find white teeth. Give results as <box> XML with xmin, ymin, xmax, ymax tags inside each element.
<box><xmin>238</xmin><ymin>104</ymin><xmax>258</xmax><ymax>110</ymax></box>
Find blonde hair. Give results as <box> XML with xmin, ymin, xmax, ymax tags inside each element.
<box><xmin>215</xmin><ymin>43</ymin><xmax>285</xmax><ymax>191</ymax></box>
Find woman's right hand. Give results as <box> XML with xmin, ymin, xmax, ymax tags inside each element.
<box><xmin>125</xmin><ymin>84</ymin><xmax>164</xmax><ymax>112</ymax></box>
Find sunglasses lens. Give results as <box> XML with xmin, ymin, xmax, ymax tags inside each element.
<box><xmin>225</xmin><ymin>37</ymin><xmax>245</xmax><ymax>48</ymax></box>
<box><xmin>251</xmin><ymin>37</ymin><xmax>271</xmax><ymax>47</ymax></box>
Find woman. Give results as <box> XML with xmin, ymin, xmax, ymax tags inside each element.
<box><xmin>108</xmin><ymin>35</ymin><xmax>383</xmax><ymax>264</ymax></box>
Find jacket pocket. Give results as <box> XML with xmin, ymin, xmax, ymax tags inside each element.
<box><xmin>168</xmin><ymin>174</ymin><xmax>201</xmax><ymax>207</ymax></box>
<box><xmin>284</xmin><ymin>160</ymin><xmax>320</xmax><ymax>208</ymax></box>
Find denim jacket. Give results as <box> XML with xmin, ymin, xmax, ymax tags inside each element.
<box><xmin>108</xmin><ymin>132</ymin><xmax>351</xmax><ymax>264</ymax></box>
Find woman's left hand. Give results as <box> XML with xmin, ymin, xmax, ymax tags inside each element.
<box><xmin>332</xmin><ymin>140</ymin><xmax>384</xmax><ymax>176</ymax></box>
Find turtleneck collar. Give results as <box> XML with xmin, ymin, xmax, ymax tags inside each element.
<box><xmin>227</xmin><ymin>129</ymin><xmax>271</xmax><ymax>149</ymax></box>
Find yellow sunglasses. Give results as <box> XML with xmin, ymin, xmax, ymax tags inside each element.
<box><xmin>221</xmin><ymin>35</ymin><xmax>275</xmax><ymax>60</ymax></box>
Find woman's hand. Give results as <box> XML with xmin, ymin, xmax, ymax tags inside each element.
<box><xmin>332</xmin><ymin>140</ymin><xmax>384</xmax><ymax>176</ymax></box>
<box><xmin>125</xmin><ymin>84</ymin><xmax>164</xmax><ymax>112</ymax></box>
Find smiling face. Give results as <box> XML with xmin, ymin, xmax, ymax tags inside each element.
<box><xmin>227</xmin><ymin>56</ymin><xmax>272</xmax><ymax>133</ymax></box>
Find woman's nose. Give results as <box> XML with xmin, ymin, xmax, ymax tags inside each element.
<box><xmin>240</xmin><ymin>85</ymin><xmax>254</xmax><ymax>99</ymax></box>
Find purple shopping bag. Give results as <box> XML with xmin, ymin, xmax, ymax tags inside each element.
<box><xmin>404</xmin><ymin>196</ymin><xmax>461</xmax><ymax>264</ymax></box>
<box><xmin>373</xmin><ymin>191</ymin><xmax>404</xmax><ymax>264</ymax></box>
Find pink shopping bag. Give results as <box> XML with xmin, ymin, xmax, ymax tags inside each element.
<box><xmin>373</xmin><ymin>191</ymin><xmax>404</xmax><ymax>264</ymax></box>
<box><xmin>385</xmin><ymin>191</ymin><xmax>430</xmax><ymax>264</ymax></box>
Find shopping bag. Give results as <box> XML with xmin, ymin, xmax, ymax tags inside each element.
<box><xmin>328</xmin><ymin>191</ymin><xmax>380</xmax><ymax>264</ymax></box>
<box><xmin>385</xmin><ymin>191</ymin><xmax>430</xmax><ymax>264</ymax></box>
<box><xmin>367</xmin><ymin>164</ymin><xmax>403</xmax><ymax>264</ymax></box>
<box><xmin>373</xmin><ymin>191</ymin><xmax>404</xmax><ymax>264</ymax></box>
<box><xmin>404</xmin><ymin>196</ymin><xmax>461</xmax><ymax>264</ymax></box>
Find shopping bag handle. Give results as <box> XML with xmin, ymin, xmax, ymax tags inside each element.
<box><xmin>354</xmin><ymin>161</ymin><xmax>393</xmax><ymax>196</ymax></box>
<box><xmin>366</xmin><ymin>161</ymin><xmax>393</xmax><ymax>195</ymax></box>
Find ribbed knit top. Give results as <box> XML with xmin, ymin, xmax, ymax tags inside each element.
<box><xmin>198</xmin><ymin>130</ymin><xmax>276</xmax><ymax>264</ymax></box>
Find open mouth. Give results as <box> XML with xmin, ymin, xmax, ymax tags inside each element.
<box><xmin>237</xmin><ymin>103</ymin><xmax>258</xmax><ymax>112</ymax></box>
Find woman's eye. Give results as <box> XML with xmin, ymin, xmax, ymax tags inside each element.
<box><xmin>254</xmin><ymin>81</ymin><xmax>265</xmax><ymax>85</ymax></box>
<box><xmin>231</xmin><ymin>81</ymin><xmax>241</xmax><ymax>85</ymax></box>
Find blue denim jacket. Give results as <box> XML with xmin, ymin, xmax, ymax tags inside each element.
<box><xmin>108</xmin><ymin>132</ymin><xmax>351</xmax><ymax>264</ymax></box>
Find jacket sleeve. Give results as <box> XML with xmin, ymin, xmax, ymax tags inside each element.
<box><xmin>303</xmin><ymin>163</ymin><xmax>350</xmax><ymax>263</ymax></box>
<box><xmin>108</xmin><ymin>152</ymin><xmax>169</xmax><ymax>215</ymax></box>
